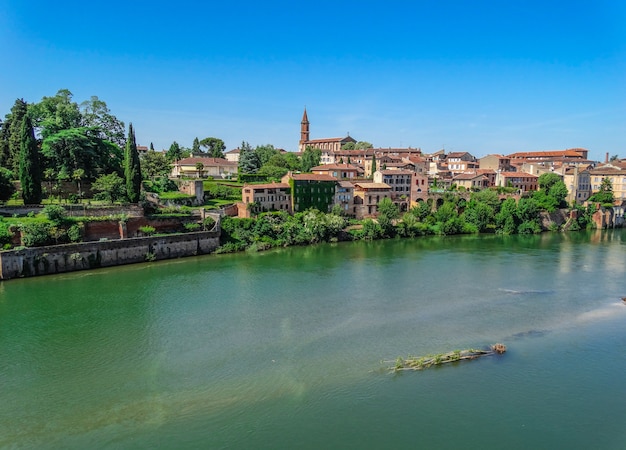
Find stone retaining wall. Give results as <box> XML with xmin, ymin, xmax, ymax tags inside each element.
<box><xmin>0</xmin><ymin>231</ymin><xmax>220</xmax><ymax>280</ymax></box>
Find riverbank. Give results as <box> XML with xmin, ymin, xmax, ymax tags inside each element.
<box><xmin>0</xmin><ymin>231</ymin><xmax>219</xmax><ymax>280</ymax></box>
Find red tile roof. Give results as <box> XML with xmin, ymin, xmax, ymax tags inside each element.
<box><xmin>290</xmin><ymin>173</ymin><xmax>338</xmax><ymax>181</ymax></box>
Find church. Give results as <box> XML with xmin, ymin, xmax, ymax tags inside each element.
<box><xmin>298</xmin><ymin>108</ymin><xmax>356</xmax><ymax>153</ymax></box>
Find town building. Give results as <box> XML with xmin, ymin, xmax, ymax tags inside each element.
<box><xmin>171</xmin><ymin>157</ymin><xmax>238</xmax><ymax>179</ymax></box>
<box><xmin>373</xmin><ymin>170</ymin><xmax>412</xmax><ymax>211</ymax></box>
<box><xmin>495</xmin><ymin>172</ymin><xmax>538</xmax><ymax>192</ymax></box>
<box><xmin>479</xmin><ymin>154</ymin><xmax>512</xmax><ymax>172</ymax></box>
<box><xmin>238</xmin><ymin>182</ymin><xmax>292</xmax><ymax>217</ymax></box>
<box><xmin>335</xmin><ymin>181</ymin><xmax>355</xmax><ymax>216</ymax></box>
<box><xmin>588</xmin><ymin>162</ymin><xmax>626</xmax><ymax>201</ymax></box>
<box><xmin>281</xmin><ymin>172</ymin><xmax>338</xmax><ymax>213</ymax></box>
<box><xmin>444</xmin><ymin>152</ymin><xmax>479</xmax><ymax>174</ymax></box>
<box><xmin>352</xmin><ymin>182</ymin><xmax>392</xmax><ymax>218</ymax></box>
<box><xmin>452</xmin><ymin>172</ymin><xmax>490</xmax><ymax>191</ymax></box>
<box><xmin>311</xmin><ymin>163</ymin><xmax>364</xmax><ymax>180</ymax></box>
<box><xmin>556</xmin><ymin>166</ymin><xmax>592</xmax><ymax>204</ymax></box>
<box><xmin>298</xmin><ymin>108</ymin><xmax>356</xmax><ymax>153</ymax></box>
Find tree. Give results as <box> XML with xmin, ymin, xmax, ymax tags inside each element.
<box><xmin>5</xmin><ymin>99</ymin><xmax>29</xmax><ymax>175</ymax></box>
<box><xmin>371</xmin><ymin>154</ymin><xmax>377</xmax><ymax>176</ymax></box>
<box><xmin>256</xmin><ymin>144</ymin><xmax>279</xmax><ymax>166</ymax></box>
<box><xmin>192</xmin><ymin>137</ymin><xmax>201</xmax><ymax>154</ymax></box>
<box><xmin>609</xmin><ymin>154</ymin><xmax>619</xmax><ymax>162</ymax></box>
<box><xmin>124</xmin><ymin>123</ymin><xmax>142</xmax><ymax>202</ymax></box>
<box><xmin>238</xmin><ymin>141</ymin><xmax>260</xmax><ymax>174</ymax></box>
<box><xmin>341</xmin><ymin>142</ymin><xmax>355</xmax><ymax>150</ymax></box>
<box><xmin>377</xmin><ymin>197</ymin><xmax>399</xmax><ymax>237</ymax></box>
<box><xmin>79</xmin><ymin>95</ymin><xmax>125</xmax><ymax>146</ymax></box>
<box><xmin>355</xmin><ymin>141</ymin><xmax>373</xmax><ymax>149</ymax></box>
<box><xmin>30</xmin><ymin>89</ymin><xmax>82</xmax><ymax>139</ymax></box>
<box><xmin>150</xmin><ymin>142</ymin><xmax>154</xmax><ymax>151</ymax></box>
<box><xmin>141</xmin><ymin>149</ymin><xmax>171</xmax><ymax>180</ymax></box>
<box><xmin>588</xmin><ymin>177</ymin><xmax>614</xmax><ymax>205</ymax></box>
<box><xmin>301</xmin><ymin>145</ymin><xmax>321</xmax><ymax>172</ymax></box>
<box><xmin>92</xmin><ymin>172</ymin><xmax>126</xmax><ymax>204</ymax></box>
<box><xmin>0</xmin><ymin>167</ymin><xmax>15</xmax><ymax>201</ymax></box>
<box><xmin>41</xmin><ymin>127</ymin><xmax>122</xmax><ymax>182</ymax></box>
<box><xmin>166</xmin><ymin>141</ymin><xmax>182</xmax><ymax>162</ymax></box>
<box><xmin>19</xmin><ymin>115</ymin><xmax>43</xmax><ymax>204</ymax></box>
<box><xmin>199</xmin><ymin>137</ymin><xmax>226</xmax><ymax>158</ymax></box>
<box><xmin>72</xmin><ymin>168</ymin><xmax>85</xmax><ymax>199</ymax></box>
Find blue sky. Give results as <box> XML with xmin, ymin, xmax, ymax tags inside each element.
<box><xmin>1</xmin><ymin>0</ymin><xmax>625</xmax><ymax>161</ymax></box>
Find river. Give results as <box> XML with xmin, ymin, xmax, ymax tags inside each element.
<box><xmin>1</xmin><ymin>230</ymin><xmax>625</xmax><ymax>449</ymax></box>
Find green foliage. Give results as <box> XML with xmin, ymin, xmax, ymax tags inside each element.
<box><xmin>354</xmin><ymin>141</ymin><xmax>373</xmax><ymax>149</ymax></box>
<box><xmin>462</xmin><ymin>200</ymin><xmax>494</xmax><ymax>232</ymax></box>
<box><xmin>238</xmin><ymin>141</ymin><xmax>261</xmax><ymax>174</ymax></box>
<box><xmin>495</xmin><ymin>198</ymin><xmax>518</xmax><ymax>234</ymax></box>
<box><xmin>79</xmin><ymin>95</ymin><xmax>126</xmax><ymax>146</ymax></box>
<box><xmin>199</xmin><ymin>137</ymin><xmax>226</xmax><ymax>158</ymax></box>
<box><xmin>141</xmin><ymin>149</ymin><xmax>171</xmax><ymax>180</ymax></box>
<box><xmin>41</xmin><ymin>127</ymin><xmax>121</xmax><ymax>182</ymax></box>
<box><xmin>184</xmin><ymin>222</ymin><xmax>201</xmax><ymax>232</ymax></box>
<box><xmin>361</xmin><ymin>219</ymin><xmax>383</xmax><ymax>240</ymax></box>
<box><xmin>0</xmin><ymin>220</ymin><xmax>14</xmax><ymax>246</ymax></box>
<box><xmin>43</xmin><ymin>204</ymin><xmax>67</xmax><ymax>225</ymax></box>
<box><xmin>257</xmin><ymin>164</ymin><xmax>289</xmax><ymax>180</ymax></box>
<box><xmin>202</xmin><ymin>216</ymin><xmax>216</xmax><ymax>230</ymax></box>
<box><xmin>301</xmin><ymin>145</ymin><xmax>321</xmax><ymax>172</ymax></box>
<box><xmin>588</xmin><ymin>177</ymin><xmax>615</xmax><ymax>206</ymax></box>
<box><xmin>67</xmin><ymin>223</ymin><xmax>83</xmax><ymax>242</ymax></box>
<box><xmin>0</xmin><ymin>167</ymin><xmax>16</xmax><ymax>201</ymax></box>
<box><xmin>206</xmin><ymin>184</ymin><xmax>238</xmax><ymax>200</ymax></box>
<box><xmin>139</xmin><ymin>225</ymin><xmax>156</xmax><ymax>236</ymax></box>
<box><xmin>29</xmin><ymin>89</ymin><xmax>82</xmax><ymax>139</ymax></box>
<box><xmin>19</xmin><ymin>115</ymin><xmax>43</xmax><ymax>204</ymax></box>
<box><xmin>124</xmin><ymin>123</ymin><xmax>142</xmax><ymax>203</ymax></box>
<box><xmin>192</xmin><ymin>137</ymin><xmax>201</xmax><ymax>153</ymax></box>
<box><xmin>19</xmin><ymin>222</ymin><xmax>52</xmax><ymax>247</ymax></box>
<box><xmin>291</xmin><ymin>179</ymin><xmax>335</xmax><ymax>212</ymax></box>
<box><xmin>255</xmin><ymin>144</ymin><xmax>279</xmax><ymax>166</ymax></box>
<box><xmin>2</xmin><ymin>98</ymin><xmax>28</xmax><ymax>175</ymax></box>
<box><xmin>533</xmin><ymin>172</ymin><xmax>567</xmax><ymax>210</ymax></box>
<box><xmin>166</xmin><ymin>141</ymin><xmax>182</xmax><ymax>162</ymax></box>
<box><xmin>92</xmin><ymin>172</ymin><xmax>126</xmax><ymax>204</ymax></box>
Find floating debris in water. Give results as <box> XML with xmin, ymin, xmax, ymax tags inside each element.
<box><xmin>384</xmin><ymin>344</ymin><xmax>507</xmax><ymax>373</ymax></box>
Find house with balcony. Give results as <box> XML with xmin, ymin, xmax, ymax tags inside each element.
<box><xmin>335</xmin><ymin>181</ymin><xmax>355</xmax><ymax>216</ymax></box>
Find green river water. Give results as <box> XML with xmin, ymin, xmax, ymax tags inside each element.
<box><xmin>1</xmin><ymin>230</ymin><xmax>625</xmax><ymax>449</ymax></box>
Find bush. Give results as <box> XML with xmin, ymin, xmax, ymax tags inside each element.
<box><xmin>67</xmin><ymin>224</ymin><xmax>83</xmax><ymax>242</ymax></box>
<box><xmin>184</xmin><ymin>222</ymin><xmax>201</xmax><ymax>232</ymax></box>
<box><xmin>43</xmin><ymin>204</ymin><xmax>67</xmax><ymax>225</ymax></box>
<box><xmin>20</xmin><ymin>222</ymin><xmax>52</xmax><ymax>247</ymax></box>
<box><xmin>139</xmin><ymin>225</ymin><xmax>156</xmax><ymax>236</ymax></box>
<box><xmin>203</xmin><ymin>216</ymin><xmax>216</xmax><ymax>231</ymax></box>
<box><xmin>0</xmin><ymin>220</ymin><xmax>14</xmax><ymax>246</ymax></box>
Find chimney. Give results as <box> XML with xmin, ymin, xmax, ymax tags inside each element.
<box><xmin>606</xmin><ymin>152</ymin><xmax>609</xmax><ymax>164</ymax></box>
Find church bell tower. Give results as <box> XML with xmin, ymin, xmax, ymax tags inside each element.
<box><xmin>300</xmin><ymin>107</ymin><xmax>310</xmax><ymax>149</ymax></box>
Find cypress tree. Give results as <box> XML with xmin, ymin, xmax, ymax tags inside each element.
<box><xmin>19</xmin><ymin>115</ymin><xmax>42</xmax><ymax>204</ymax></box>
<box><xmin>371</xmin><ymin>154</ymin><xmax>377</xmax><ymax>178</ymax></box>
<box><xmin>124</xmin><ymin>123</ymin><xmax>142</xmax><ymax>202</ymax></box>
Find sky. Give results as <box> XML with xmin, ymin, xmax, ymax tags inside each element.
<box><xmin>1</xmin><ymin>0</ymin><xmax>625</xmax><ymax>161</ymax></box>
